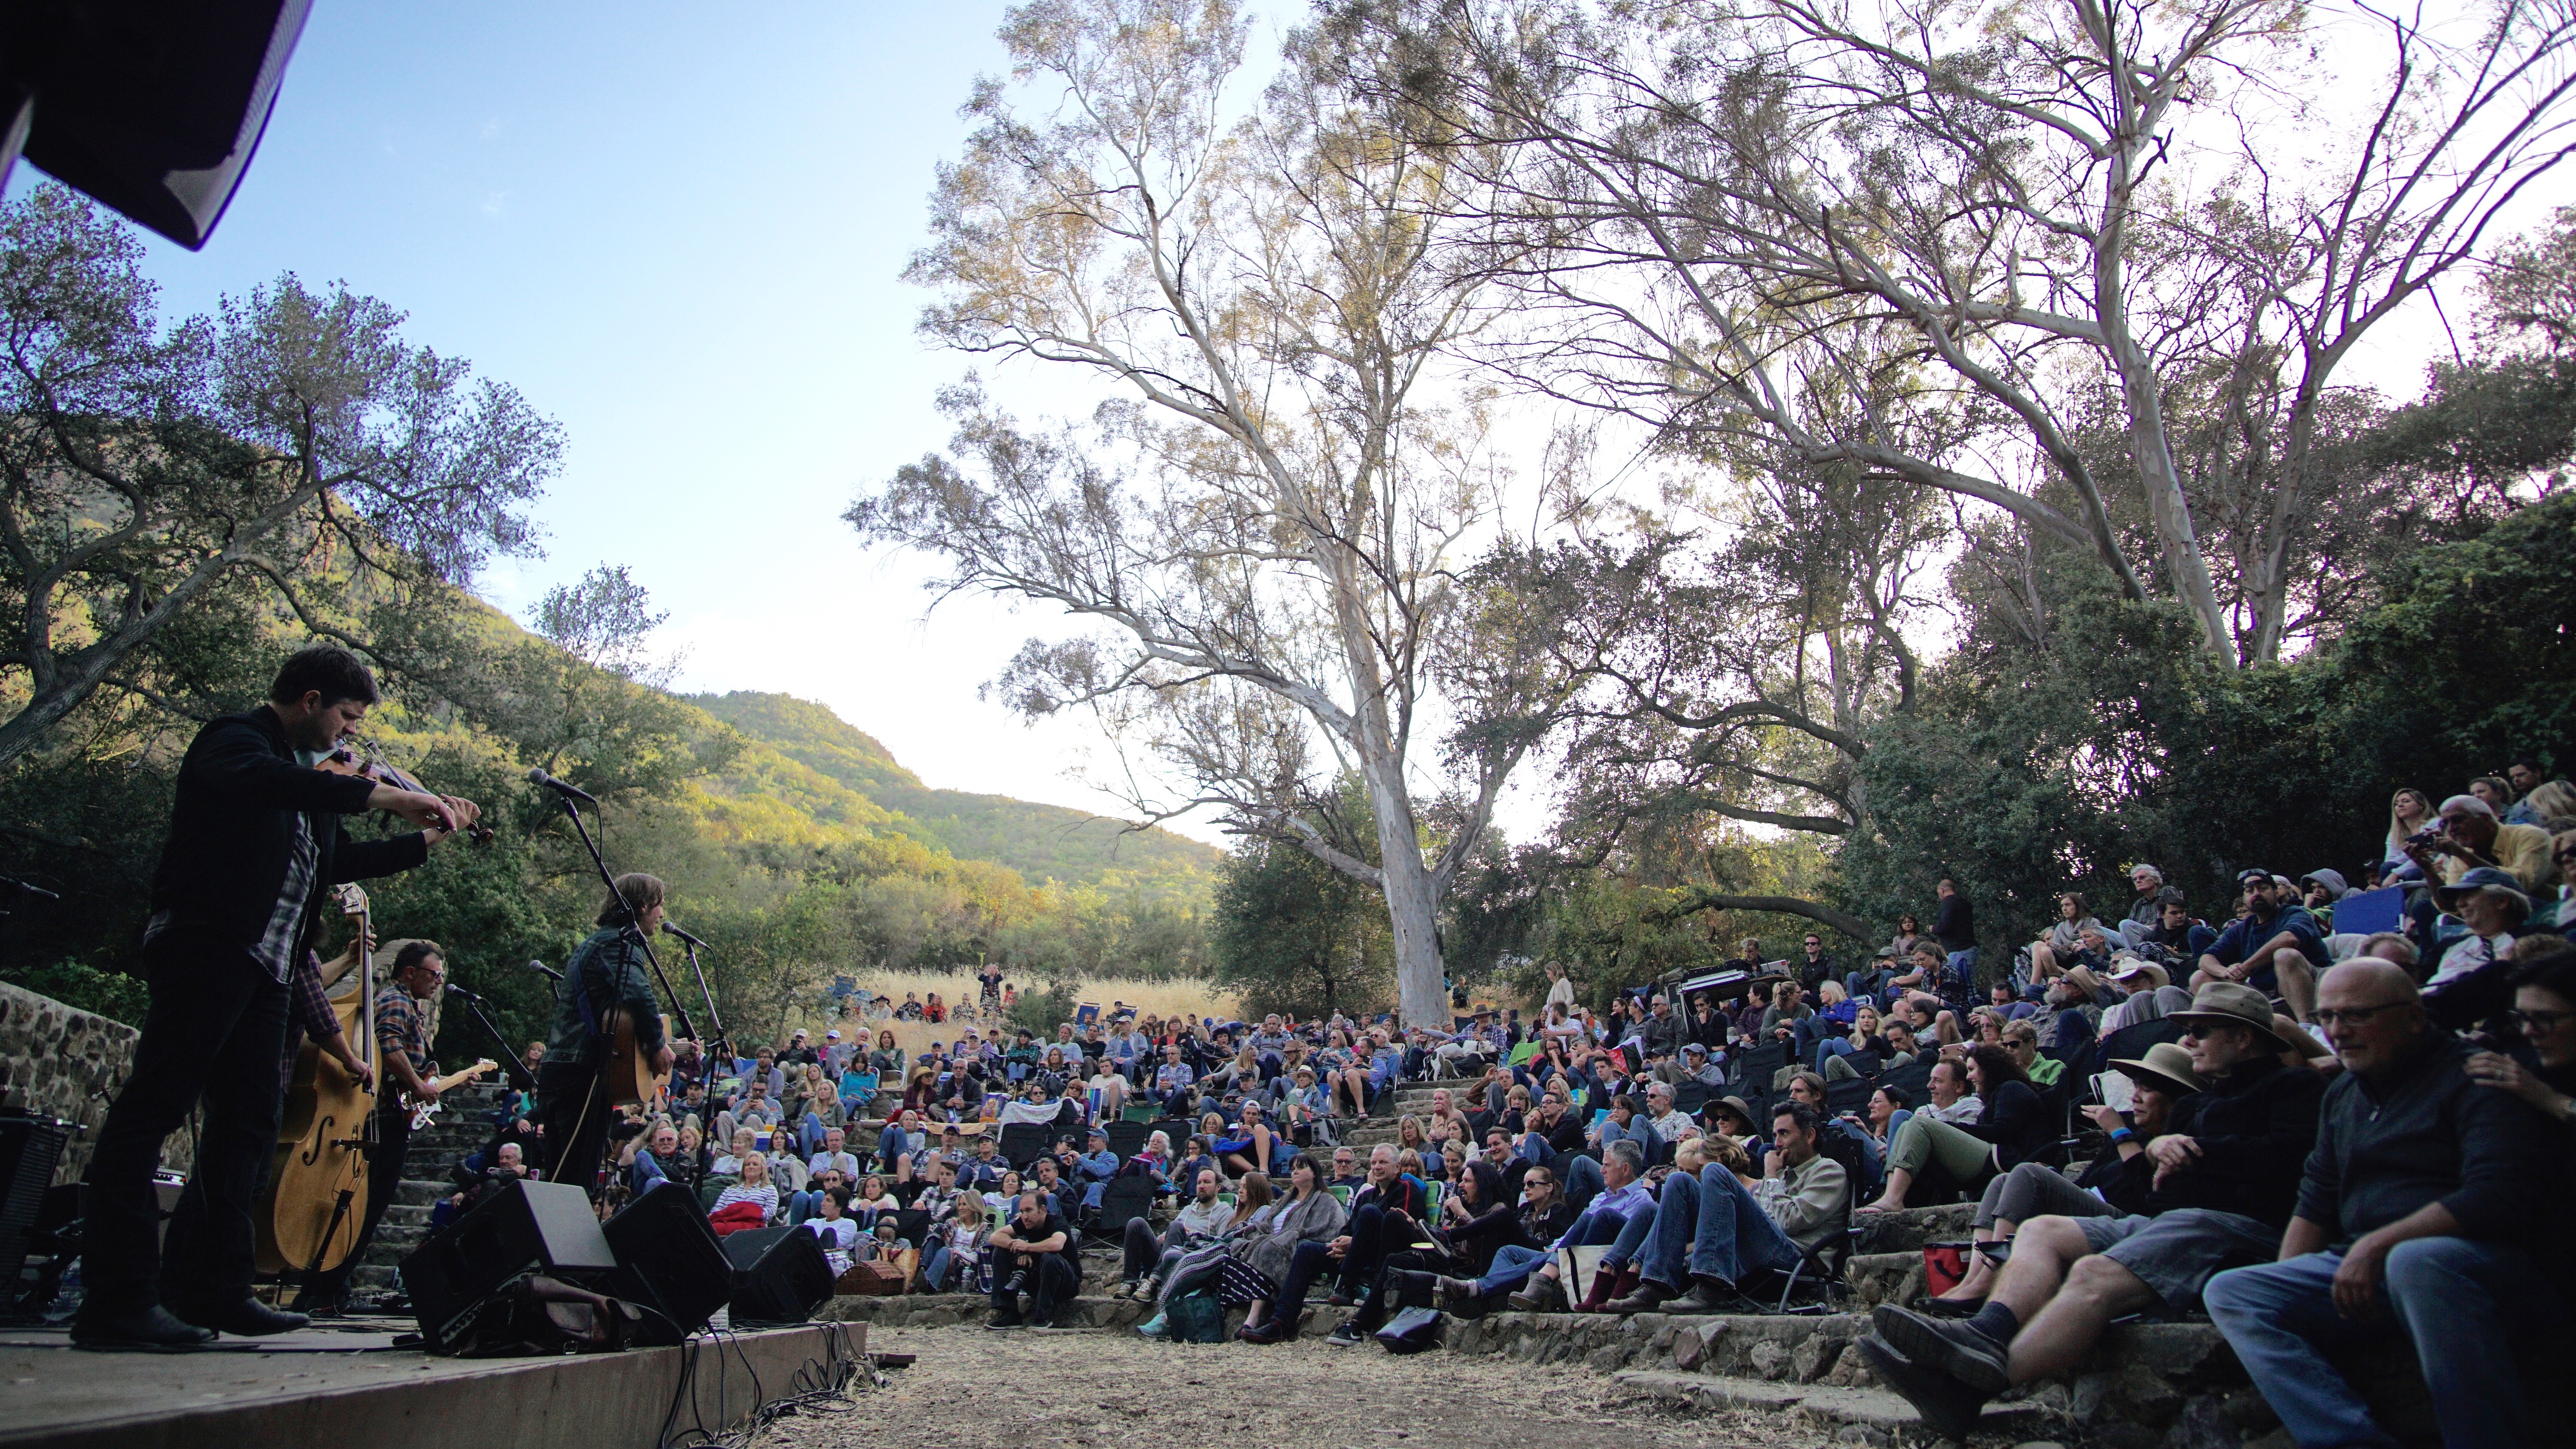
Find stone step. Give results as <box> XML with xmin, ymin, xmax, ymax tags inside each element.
<box><xmin>1847</xmin><ymin>1203</ymin><xmax>1975</xmax><ymax>1253</ymax></box>
<box><xmin>822</xmin><ymin>1291</ymin><xmax>1359</xmax><ymax>1338</ymax></box>
<box><xmin>1611</xmin><ymin>1369</ymin><xmax>2048</xmax><ymax>1439</ymax></box>
<box><xmin>1842</xmin><ymin>1251</ymin><xmax>1926</xmax><ymax>1309</ymax></box>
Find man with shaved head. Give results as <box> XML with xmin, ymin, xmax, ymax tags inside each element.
<box><xmin>2203</xmin><ymin>959</ymin><xmax>2567</xmax><ymax>1449</ymax></box>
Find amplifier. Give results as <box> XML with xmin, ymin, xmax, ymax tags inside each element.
<box><xmin>400</xmin><ymin>1178</ymin><xmax>614</xmax><ymax>1351</ymax></box>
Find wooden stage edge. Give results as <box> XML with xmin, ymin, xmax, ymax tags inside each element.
<box><xmin>0</xmin><ymin>1321</ymin><xmax>863</xmax><ymax>1449</ymax></box>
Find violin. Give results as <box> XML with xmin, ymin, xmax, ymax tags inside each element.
<box><xmin>323</xmin><ymin>735</ymin><xmax>495</xmax><ymax>844</ymax></box>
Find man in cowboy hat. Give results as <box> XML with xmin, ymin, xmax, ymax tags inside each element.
<box><xmin>2098</xmin><ymin>956</ymin><xmax>2193</xmax><ymax>1038</ymax></box>
<box><xmin>2421</xmin><ymin>865</ymin><xmax>2533</xmax><ymax>1031</ymax></box>
<box><xmin>1862</xmin><ymin>981</ymin><xmax>2328</xmax><ymax>1440</ymax></box>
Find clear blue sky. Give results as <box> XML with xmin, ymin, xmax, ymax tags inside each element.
<box><xmin>7</xmin><ymin>2</ymin><xmax>1213</xmax><ymax>830</ymax></box>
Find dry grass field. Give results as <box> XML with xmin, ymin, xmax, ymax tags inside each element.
<box><xmin>775</xmin><ymin>971</ymin><xmax>1245</xmax><ymax>1058</ymax></box>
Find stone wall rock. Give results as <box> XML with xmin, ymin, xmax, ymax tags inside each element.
<box><xmin>0</xmin><ymin>982</ymin><xmax>195</xmax><ymax>1185</ymax></box>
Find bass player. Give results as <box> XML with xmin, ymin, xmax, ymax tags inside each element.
<box><xmin>299</xmin><ymin>940</ymin><xmax>450</xmax><ymax>1315</ymax></box>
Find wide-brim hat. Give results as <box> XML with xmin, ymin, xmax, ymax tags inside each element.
<box><xmin>2108</xmin><ymin>958</ymin><xmax>2171</xmax><ymax>991</ymax></box>
<box><xmin>1707</xmin><ymin>1095</ymin><xmax>1756</xmax><ymax>1129</ymax></box>
<box><xmin>2433</xmin><ymin>866</ymin><xmax>2532</xmax><ymax>917</ymax></box>
<box><xmin>2169</xmin><ymin>982</ymin><xmax>2294</xmax><ymax>1049</ymax></box>
<box><xmin>2110</xmin><ymin>1040</ymin><xmax>2205</xmax><ymax>1097</ymax></box>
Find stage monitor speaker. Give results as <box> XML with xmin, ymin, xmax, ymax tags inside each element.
<box><xmin>727</xmin><ymin>1224</ymin><xmax>832</xmax><ymax>1326</ymax></box>
<box><xmin>600</xmin><ymin>1182</ymin><xmax>731</xmax><ymax>1345</ymax></box>
<box><xmin>720</xmin><ymin>1224</ymin><xmax>790</xmax><ymax>1270</ymax></box>
<box><xmin>402</xmin><ymin>1178</ymin><xmax>616</xmax><ymax>1352</ymax></box>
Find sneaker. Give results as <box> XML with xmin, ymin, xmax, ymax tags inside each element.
<box><xmin>1855</xmin><ymin>1334</ymin><xmax>1989</xmax><ymax>1443</ymax></box>
<box><xmin>1324</xmin><ymin>1323</ymin><xmax>1365</xmax><ymax>1347</ymax></box>
<box><xmin>985</xmin><ymin>1313</ymin><xmax>1027</xmax><ymax>1331</ymax></box>
<box><xmin>1871</xmin><ymin>1304</ymin><xmax>2011</xmax><ymax>1395</ymax></box>
<box><xmin>1135</xmin><ymin>1312</ymin><xmax>1168</xmax><ymax>1339</ymax></box>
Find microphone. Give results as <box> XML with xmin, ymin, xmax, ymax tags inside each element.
<box><xmin>526</xmin><ymin>958</ymin><xmax>563</xmax><ymax>983</ymax></box>
<box><xmin>444</xmin><ymin>982</ymin><xmax>488</xmax><ymax>1003</ymax></box>
<box><xmin>524</xmin><ymin>766</ymin><xmax>598</xmax><ymax>805</ymax></box>
<box><xmin>660</xmin><ymin>920</ymin><xmax>710</xmax><ymax>949</ymax></box>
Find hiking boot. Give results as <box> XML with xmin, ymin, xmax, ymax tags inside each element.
<box><xmin>1661</xmin><ymin>1278</ymin><xmax>1741</xmax><ymax>1315</ymax></box>
<box><xmin>1871</xmin><ymin>1303</ymin><xmax>2011</xmax><ymax>1395</ymax></box>
<box><xmin>1575</xmin><ymin>1264</ymin><xmax>1635</xmax><ymax>1313</ymax></box>
<box><xmin>1506</xmin><ymin>1276</ymin><xmax>1563</xmax><ymax>1313</ymax></box>
<box><xmin>1856</xmin><ymin>1334</ymin><xmax>1989</xmax><ymax>1443</ymax></box>
<box><xmin>1605</xmin><ymin>1278</ymin><xmax>1677</xmax><ymax>1315</ymax></box>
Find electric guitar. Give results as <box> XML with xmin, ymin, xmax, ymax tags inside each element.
<box><xmin>403</xmin><ymin>1059</ymin><xmax>500</xmax><ymax>1131</ymax></box>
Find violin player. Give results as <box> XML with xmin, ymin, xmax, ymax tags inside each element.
<box><xmin>75</xmin><ymin>646</ymin><xmax>479</xmax><ymax>1350</ymax></box>
<box><xmin>299</xmin><ymin>940</ymin><xmax>449</xmax><ymax>1316</ymax></box>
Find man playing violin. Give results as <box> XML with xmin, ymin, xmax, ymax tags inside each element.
<box><xmin>76</xmin><ymin>645</ymin><xmax>480</xmax><ymax>1350</ymax></box>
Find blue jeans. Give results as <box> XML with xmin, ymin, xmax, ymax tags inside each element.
<box><xmin>786</xmin><ymin>1189</ymin><xmax>824</xmax><ymax>1224</ymax></box>
<box><xmin>921</xmin><ymin>1244</ymin><xmax>957</xmax><ymax>1291</ymax></box>
<box><xmin>1947</xmin><ymin>948</ymin><xmax>1978</xmax><ymax>996</ymax></box>
<box><xmin>799</xmin><ymin>1112</ymin><xmax>828</xmax><ymax>1156</ymax></box>
<box><xmin>1844</xmin><ymin>970</ymin><xmax>1889</xmax><ymax>1006</ymax></box>
<box><xmin>1814</xmin><ymin>1036</ymin><xmax>1862</xmax><ymax>1072</ymax></box>
<box><xmin>1563</xmin><ymin>1153</ymin><xmax>1604</xmax><ymax>1213</ymax></box>
<box><xmin>2205</xmin><ymin>1239</ymin><xmax>2558</xmax><ymax>1449</ymax></box>
<box><xmin>877</xmin><ymin>1122</ymin><xmax>912</xmax><ymax>1171</ymax></box>
<box><xmin>1638</xmin><ymin>1166</ymin><xmax>1802</xmax><ymax>1290</ymax></box>
<box><xmin>1476</xmin><ymin>1204</ymin><xmax>1634</xmax><ymax>1294</ymax></box>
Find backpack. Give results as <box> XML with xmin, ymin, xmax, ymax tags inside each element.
<box><xmin>1169</xmin><ymin>1289</ymin><xmax>1228</xmax><ymax>1344</ymax></box>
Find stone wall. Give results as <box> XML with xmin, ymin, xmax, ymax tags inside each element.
<box><xmin>0</xmin><ymin>982</ymin><xmax>194</xmax><ymax>1185</ymax></box>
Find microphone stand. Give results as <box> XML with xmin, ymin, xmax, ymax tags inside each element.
<box><xmin>450</xmin><ymin>991</ymin><xmax>537</xmax><ymax>1094</ymax></box>
<box><xmin>673</xmin><ymin>936</ymin><xmax>734</xmax><ymax>1071</ymax></box>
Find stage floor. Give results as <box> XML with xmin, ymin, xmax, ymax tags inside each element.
<box><xmin>0</xmin><ymin>1316</ymin><xmax>860</xmax><ymax>1449</ymax></box>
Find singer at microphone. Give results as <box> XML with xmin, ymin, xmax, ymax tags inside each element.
<box><xmin>524</xmin><ymin>766</ymin><xmax>599</xmax><ymax>805</ymax></box>
<box><xmin>659</xmin><ymin>920</ymin><xmax>711</xmax><ymax>949</ymax></box>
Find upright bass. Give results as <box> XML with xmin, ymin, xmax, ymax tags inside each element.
<box><xmin>256</xmin><ymin>882</ymin><xmax>377</xmax><ymax>1291</ymax></box>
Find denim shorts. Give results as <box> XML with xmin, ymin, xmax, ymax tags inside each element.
<box><xmin>2077</xmin><ymin>1208</ymin><xmax>2281</xmax><ymax>1310</ymax></box>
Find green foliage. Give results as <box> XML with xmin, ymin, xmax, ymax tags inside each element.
<box><xmin>1007</xmin><ymin>978</ymin><xmax>1082</xmax><ymax>1037</ymax></box>
<box><xmin>0</xmin><ymin>958</ymin><xmax>152</xmax><ymax>1026</ymax></box>
<box><xmin>1211</xmin><ymin>835</ymin><xmax>1392</xmax><ymax>1019</ymax></box>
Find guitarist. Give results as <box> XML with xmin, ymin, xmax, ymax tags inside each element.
<box><xmin>76</xmin><ymin>645</ymin><xmax>476</xmax><ymax>1350</ymax></box>
<box><xmin>539</xmin><ymin>873</ymin><xmax>674</xmax><ymax>1194</ymax></box>
<box><xmin>300</xmin><ymin>941</ymin><xmax>447</xmax><ymax>1316</ymax></box>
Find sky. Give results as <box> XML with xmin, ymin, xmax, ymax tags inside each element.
<box><xmin>2</xmin><ymin>1</ymin><xmax>2546</xmax><ymax>853</ymax></box>
<box><xmin>4</xmin><ymin>3</ymin><xmax>1247</xmax><ymax>836</ymax></box>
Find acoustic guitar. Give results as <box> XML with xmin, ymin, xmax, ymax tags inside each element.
<box><xmin>604</xmin><ymin>1005</ymin><xmax>672</xmax><ymax>1106</ymax></box>
<box><xmin>402</xmin><ymin>1058</ymin><xmax>500</xmax><ymax>1131</ymax></box>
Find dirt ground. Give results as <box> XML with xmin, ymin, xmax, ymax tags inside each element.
<box><xmin>772</xmin><ymin>1324</ymin><xmax>1840</xmax><ymax>1449</ymax></box>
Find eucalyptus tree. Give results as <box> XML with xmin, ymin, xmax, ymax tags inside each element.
<box><xmin>1339</xmin><ymin>0</ymin><xmax>2576</xmax><ymax>664</ymax></box>
<box><xmin>851</xmin><ymin>0</ymin><xmax>1574</xmax><ymax>1026</ymax></box>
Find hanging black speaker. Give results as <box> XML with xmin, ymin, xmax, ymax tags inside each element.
<box><xmin>599</xmin><ymin>1182</ymin><xmax>732</xmax><ymax>1346</ymax></box>
<box><xmin>0</xmin><ymin>0</ymin><xmax>314</xmax><ymax>248</ymax></box>
<box><xmin>726</xmin><ymin>1225</ymin><xmax>832</xmax><ymax>1327</ymax></box>
<box><xmin>401</xmin><ymin>1178</ymin><xmax>616</xmax><ymax>1352</ymax></box>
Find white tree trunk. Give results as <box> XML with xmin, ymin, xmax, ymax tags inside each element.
<box><xmin>1364</xmin><ymin>771</ymin><xmax>1451</xmax><ymax>1030</ymax></box>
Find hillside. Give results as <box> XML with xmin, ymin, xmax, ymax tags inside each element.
<box><xmin>687</xmin><ymin>690</ymin><xmax>1219</xmax><ymax>901</ymax></box>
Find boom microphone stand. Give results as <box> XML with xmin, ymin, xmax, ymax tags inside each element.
<box><xmin>538</xmin><ymin>782</ymin><xmax>698</xmax><ymax>1047</ymax></box>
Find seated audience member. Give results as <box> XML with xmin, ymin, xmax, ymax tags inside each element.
<box><xmin>2111</xmin><ymin>866</ymin><xmax>2167</xmax><ymax>948</ymax></box>
<box><xmin>1644</xmin><ymin>1080</ymin><xmax>1693</xmax><ymax>1143</ymax></box>
<box><xmin>2097</xmin><ymin>958</ymin><xmax>2192</xmax><ymax>1037</ymax></box>
<box><xmin>2202</xmin><ymin>961</ymin><xmax>2567</xmax><ymax>1449</ymax></box>
<box><xmin>1228</xmin><ymin>1154</ymin><xmax>1352</xmax><ymax>1343</ymax></box>
<box><xmin>2133</xmin><ymin>891</ymin><xmax>2216</xmax><ymax>960</ymax></box>
<box><xmin>918</xmin><ymin>1194</ymin><xmax>993</xmax><ymax>1294</ymax></box>
<box><xmin>2195</xmin><ymin>868</ymin><xmax>2329</xmax><ymax>1021</ymax></box>
<box><xmin>1607</xmin><ymin>1101</ymin><xmax>1852</xmax><ymax>1313</ymax></box>
<box><xmin>786</xmin><ymin>1165</ymin><xmax>848</xmax><ymax>1225</ymax></box>
<box><xmin>2464</xmin><ymin>942</ymin><xmax>2576</xmax><ymax>1122</ymax></box>
<box><xmin>984</xmin><ymin>1190</ymin><xmax>1078</xmax><ymax>1330</ymax></box>
<box><xmin>2400</xmin><ymin>791</ymin><xmax>2556</xmax><ymax>896</ymax></box>
<box><xmin>1998</xmin><ymin>1020</ymin><xmax>2058</xmax><ymax>1086</ymax></box>
<box><xmin>1931</xmin><ymin>1042</ymin><xmax>2202</xmax><ymax>1309</ymax></box>
<box><xmin>709</xmin><ymin>1154</ymin><xmax>781</xmax><ymax>1234</ymax></box>
<box><xmin>2023</xmin><ymin>892</ymin><xmax>2103</xmax><ymax>990</ymax></box>
<box><xmin>2421</xmin><ymin>866</ymin><xmax>2531</xmax><ymax>1030</ymax></box>
<box><xmin>806</xmin><ymin>1128</ymin><xmax>862</xmax><ymax>1188</ymax></box>
<box><xmin>1865</xmin><ymin>982</ymin><xmax>2325</xmax><ymax>1439</ymax></box>
<box><xmin>1116</xmin><ymin>1167</ymin><xmax>1232</xmax><ymax>1299</ymax></box>
<box><xmin>799</xmin><ymin>1185</ymin><xmax>860</xmax><ymax>1273</ymax></box>
<box><xmin>1860</xmin><ymin>1046</ymin><xmax>2046</xmax><ymax>1212</ymax></box>
<box><xmin>1329</xmin><ymin>1159</ymin><xmax>1519</xmax><ymax>1342</ymax></box>
<box><xmin>1479</xmin><ymin>1139</ymin><xmax>1657</xmax><ymax>1313</ymax></box>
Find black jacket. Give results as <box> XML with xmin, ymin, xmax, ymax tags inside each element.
<box><xmin>2298</xmin><ymin>1033</ymin><xmax>2566</xmax><ymax>1253</ymax></box>
<box><xmin>147</xmin><ymin>707</ymin><xmax>428</xmax><ymax>961</ymax></box>
<box><xmin>1933</xmin><ymin>895</ymin><xmax>1976</xmax><ymax>953</ymax></box>
<box><xmin>2148</xmin><ymin>1053</ymin><xmax>2324</xmax><ymax>1229</ymax></box>
<box><xmin>1958</xmin><ymin>1079</ymin><xmax>2053</xmax><ymax>1171</ymax></box>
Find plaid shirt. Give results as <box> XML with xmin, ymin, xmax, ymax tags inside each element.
<box><xmin>377</xmin><ymin>987</ymin><xmax>434</xmax><ymax>1081</ymax></box>
<box><xmin>281</xmin><ymin>949</ymin><xmax>342</xmax><ymax>1094</ymax></box>
<box><xmin>248</xmin><ymin>814</ymin><xmax>319</xmax><ymax>983</ymax></box>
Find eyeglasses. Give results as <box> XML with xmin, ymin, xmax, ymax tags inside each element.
<box><xmin>2310</xmin><ymin>1003</ymin><xmax>2412</xmax><ymax>1028</ymax></box>
<box><xmin>2512</xmin><ymin>1009</ymin><xmax>2573</xmax><ymax>1031</ymax></box>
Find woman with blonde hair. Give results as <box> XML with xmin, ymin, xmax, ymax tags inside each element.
<box><xmin>711</xmin><ymin>1153</ymin><xmax>779</xmax><ymax>1228</ymax></box>
<box><xmin>2385</xmin><ymin>787</ymin><xmax>2435</xmax><ymax>875</ymax></box>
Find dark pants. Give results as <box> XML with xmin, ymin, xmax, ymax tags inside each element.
<box><xmin>300</xmin><ymin>1101</ymin><xmax>411</xmax><ymax>1306</ymax></box>
<box><xmin>1351</xmin><ymin>1246</ymin><xmax>1459</xmax><ymax>1331</ymax></box>
<box><xmin>993</xmin><ymin>1249</ymin><xmax>1077</xmax><ymax>1318</ymax></box>
<box><xmin>537</xmin><ymin>1058</ymin><xmax>614</xmax><ymax>1190</ymax></box>
<box><xmin>86</xmin><ymin>936</ymin><xmax>289</xmax><ymax>1316</ymax></box>
<box><xmin>1274</xmin><ymin>1238</ymin><xmax>1338</xmax><ymax>1312</ymax></box>
<box><xmin>1334</xmin><ymin>1203</ymin><xmax>1400</xmax><ymax>1296</ymax></box>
